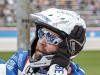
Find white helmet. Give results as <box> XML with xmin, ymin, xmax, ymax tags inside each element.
<box><xmin>29</xmin><ymin>8</ymin><xmax>86</xmax><ymax>67</ymax></box>
<box><xmin>30</xmin><ymin>8</ymin><xmax>86</xmax><ymax>35</ymax></box>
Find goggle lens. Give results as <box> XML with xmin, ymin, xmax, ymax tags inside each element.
<box><xmin>38</xmin><ymin>29</ymin><xmax>62</xmax><ymax>45</ymax></box>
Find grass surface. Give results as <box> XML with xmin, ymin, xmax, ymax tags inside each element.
<box><xmin>0</xmin><ymin>52</ymin><xmax>15</xmax><ymax>62</ymax></box>
<box><xmin>0</xmin><ymin>51</ymin><xmax>100</xmax><ymax>75</ymax></box>
<box><xmin>73</xmin><ymin>51</ymin><xmax>100</xmax><ymax>75</ymax></box>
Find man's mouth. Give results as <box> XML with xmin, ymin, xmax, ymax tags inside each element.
<box><xmin>35</xmin><ymin>49</ymin><xmax>43</xmax><ymax>55</ymax></box>
<box><xmin>36</xmin><ymin>49</ymin><xmax>48</xmax><ymax>55</ymax></box>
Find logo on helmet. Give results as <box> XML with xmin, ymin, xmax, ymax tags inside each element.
<box><xmin>52</xmin><ymin>20</ymin><xmax>69</xmax><ymax>27</ymax></box>
<box><xmin>36</xmin><ymin>14</ymin><xmax>51</xmax><ymax>23</ymax></box>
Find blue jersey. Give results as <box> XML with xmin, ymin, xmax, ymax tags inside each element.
<box><xmin>6</xmin><ymin>50</ymin><xmax>28</xmax><ymax>75</ymax></box>
<box><xmin>6</xmin><ymin>50</ymin><xmax>85</xmax><ymax>75</ymax></box>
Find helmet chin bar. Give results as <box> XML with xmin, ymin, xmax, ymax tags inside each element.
<box><xmin>29</xmin><ymin>54</ymin><xmax>54</xmax><ymax>67</ymax></box>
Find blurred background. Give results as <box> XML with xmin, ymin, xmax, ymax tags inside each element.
<box><xmin>0</xmin><ymin>0</ymin><xmax>100</xmax><ymax>75</ymax></box>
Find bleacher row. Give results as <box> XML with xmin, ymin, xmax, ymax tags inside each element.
<box><xmin>0</xmin><ymin>0</ymin><xmax>100</xmax><ymax>27</ymax></box>
<box><xmin>73</xmin><ymin>10</ymin><xmax>100</xmax><ymax>26</ymax></box>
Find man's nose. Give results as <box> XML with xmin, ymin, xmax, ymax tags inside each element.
<box><xmin>38</xmin><ymin>36</ymin><xmax>46</xmax><ymax>46</ymax></box>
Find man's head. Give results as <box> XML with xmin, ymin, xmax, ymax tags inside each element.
<box><xmin>35</xmin><ymin>28</ymin><xmax>62</xmax><ymax>56</ymax></box>
<box><xmin>28</xmin><ymin>8</ymin><xmax>86</xmax><ymax>67</ymax></box>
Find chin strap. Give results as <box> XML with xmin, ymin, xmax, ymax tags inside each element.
<box><xmin>29</xmin><ymin>54</ymin><xmax>54</xmax><ymax>67</ymax></box>
<box><xmin>22</xmin><ymin>55</ymin><xmax>52</xmax><ymax>75</ymax></box>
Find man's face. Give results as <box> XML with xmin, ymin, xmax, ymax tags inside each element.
<box><xmin>35</xmin><ymin>28</ymin><xmax>62</xmax><ymax>55</ymax></box>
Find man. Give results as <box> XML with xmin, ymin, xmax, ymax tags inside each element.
<box><xmin>6</xmin><ymin>8</ymin><xmax>86</xmax><ymax>75</ymax></box>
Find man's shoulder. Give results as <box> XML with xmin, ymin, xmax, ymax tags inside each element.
<box><xmin>8</xmin><ymin>50</ymin><xmax>28</xmax><ymax>64</ymax></box>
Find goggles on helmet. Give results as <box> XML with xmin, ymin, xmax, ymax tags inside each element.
<box><xmin>38</xmin><ymin>29</ymin><xmax>63</xmax><ymax>45</ymax></box>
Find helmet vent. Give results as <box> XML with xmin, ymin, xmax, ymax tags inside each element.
<box><xmin>61</xmin><ymin>18</ymin><xmax>65</xmax><ymax>20</ymax></box>
<box><xmin>48</xmin><ymin>14</ymin><xmax>53</xmax><ymax>16</ymax></box>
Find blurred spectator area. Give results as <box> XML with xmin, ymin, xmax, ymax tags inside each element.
<box><xmin>0</xmin><ymin>0</ymin><xmax>100</xmax><ymax>27</ymax></box>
